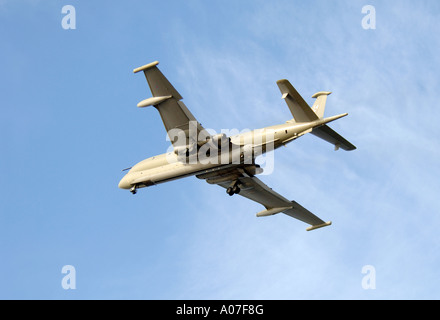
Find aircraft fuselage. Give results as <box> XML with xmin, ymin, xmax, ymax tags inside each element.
<box><xmin>118</xmin><ymin>117</ymin><xmax>339</xmax><ymax>191</ymax></box>
<box><xmin>119</xmin><ymin>61</ymin><xmax>355</xmax><ymax>230</ymax></box>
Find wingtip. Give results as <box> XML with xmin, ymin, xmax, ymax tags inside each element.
<box><xmin>133</xmin><ymin>61</ymin><xmax>159</xmax><ymax>74</ymax></box>
<box><xmin>276</xmin><ymin>79</ymin><xmax>290</xmax><ymax>85</ymax></box>
<box><xmin>306</xmin><ymin>221</ymin><xmax>332</xmax><ymax>232</ymax></box>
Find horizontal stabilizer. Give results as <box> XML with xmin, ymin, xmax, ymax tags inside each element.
<box><xmin>277</xmin><ymin>79</ymin><xmax>356</xmax><ymax>151</ymax></box>
<box><xmin>311</xmin><ymin>124</ymin><xmax>356</xmax><ymax>151</ymax></box>
<box><xmin>277</xmin><ymin>79</ymin><xmax>319</xmax><ymax>123</ymax></box>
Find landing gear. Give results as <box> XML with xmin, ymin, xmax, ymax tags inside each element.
<box><xmin>130</xmin><ymin>185</ymin><xmax>137</xmax><ymax>195</ymax></box>
<box><xmin>226</xmin><ymin>182</ymin><xmax>240</xmax><ymax>196</ymax></box>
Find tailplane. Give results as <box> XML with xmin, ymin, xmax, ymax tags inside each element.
<box><xmin>276</xmin><ymin>79</ymin><xmax>318</xmax><ymax>123</ymax></box>
<box><xmin>276</xmin><ymin>79</ymin><xmax>356</xmax><ymax>151</ymax></box>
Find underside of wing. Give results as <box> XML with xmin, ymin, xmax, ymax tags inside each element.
<box><xmin>197</xmin><ymin>166</ymin><xmax>332</xmax><ymax>231</ymax></box>
<box><xmin>134</xmin><ymin>61</ymin><xmax>208</xmax><ymax>146</ymax></box>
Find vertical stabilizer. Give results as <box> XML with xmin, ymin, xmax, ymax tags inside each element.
<box><xmin>311</xmin><ymin>91</ymin><xmax>332</xmax><ymax>119</ymax></box>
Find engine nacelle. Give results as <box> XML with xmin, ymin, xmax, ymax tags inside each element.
<box><xmin>242</xmin><ymin>144</ymin><xmax>254</xmax><ymax>156</ymax></box>
<box><xmin>243</xmin><ymin>164</ymin><xmax>264</xmax><ymax>176</ymax></box>
<box><xmin>211</xmin><ymin>133</ymin><xmax>229</xmax><ymax>147</ymax></box>
<box><xmin>173</xmin><ymin>143</ymin><xmax>196</xmax><ymax>156</ymax></box>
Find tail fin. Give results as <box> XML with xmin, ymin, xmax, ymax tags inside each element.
<box><xmin>311</xmin><ymin>91</ymin><xmax>332</xmax><ymax>119</ymax></box>
<box><xmin>276</xmin><ymin>79</ymin><xmax>356</xmax><ymax>151</ymax></box>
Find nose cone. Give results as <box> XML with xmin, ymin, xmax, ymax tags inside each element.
<box><xmin>118</xmin><ymin>175</ymin><xmax>131</xmax><ymax>189</ymax></box>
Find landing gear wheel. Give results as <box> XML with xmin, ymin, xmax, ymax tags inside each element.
<box><xmin>226</xmin><ymin>185</ymin><xmax>240</xmax><ymax>196</ymax></box>
<box><xmin>130</xmin><ymin>186</ymin><xmax>137</xmax><ymax>195</ymax></box>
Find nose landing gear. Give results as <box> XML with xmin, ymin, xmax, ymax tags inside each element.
<box><xmin>130</xmin><ymin>185</ymin><xmax>137</xmax><ymax>195</ymax></box>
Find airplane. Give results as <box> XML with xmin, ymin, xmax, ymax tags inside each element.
<box><xmin>118</xmin><ymin>61</ymin><xmax>356</xmax><ymax>231</ymax></box>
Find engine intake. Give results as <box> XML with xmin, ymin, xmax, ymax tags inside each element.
<box><xmin>173</xmin><ymin>143</ymin><xmax>196</xmax><ymax>156</ymax></box>
<box><xmin>211</xmin><ymin>133</ymin><xmax>229</xmax><ymax>147</ymax></box>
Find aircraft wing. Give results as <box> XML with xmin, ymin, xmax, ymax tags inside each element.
<box><xmin>197</xmin><ymin>166</ymin><xmax>332</xmax><ymax>231</ymax></box>
<box><xmin>133</xmin><ymin>61</ymin><xmax>208</xmax><ymax>146</ymax></box>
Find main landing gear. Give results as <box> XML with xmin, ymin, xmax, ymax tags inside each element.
<box><xmin>226</xmin><ymin>181</ymin><xmax>240</xmax><ymax>196</ymax></box>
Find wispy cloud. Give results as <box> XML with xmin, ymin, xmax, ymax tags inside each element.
<box><xmin>163</xmin><ymin>0</ymin><xmax>440</xmax><ymax>299</ymax></box>
<box><xmin>3</xmin><ymin>0</ymin><xmax>439</xmax><ymax>300</ymax></box>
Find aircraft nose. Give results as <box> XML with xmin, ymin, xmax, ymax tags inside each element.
<box><xmin>118</xmin><ymin>175</ymin><xmax>131</xmax><ymax>189</ymax></box>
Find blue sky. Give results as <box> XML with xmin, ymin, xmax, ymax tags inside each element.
<box><xmin>1</xmin><ymin>0</ymin><xmax>440</xmax><ymax>299</ymax></box>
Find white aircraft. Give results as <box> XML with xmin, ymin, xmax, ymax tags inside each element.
<box><xmin>119</xmin><ymin>61</ymin><xmax>356</xmax><ymax>231</ymax></box>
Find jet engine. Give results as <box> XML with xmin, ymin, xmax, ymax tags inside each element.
<box><xmin>211</xmin><ymin>133</ymin><xmax>229</xmax><ymax>147</ymax></box>
<box><xmin>243</xmin><ymin>164</ymin><xmax>264</xmax><ymax>176</ymax></box>
<box><xmin>241</xmin><ymin>144</ymin><xmax>255</xmax><ymax>161</ymax></box>
<box><xmin>173</xmin><ymin>143</ymin><xmax>196</xmax><ymax>156</ymax></box>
